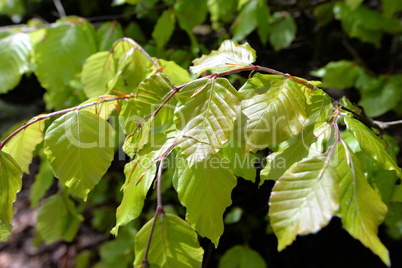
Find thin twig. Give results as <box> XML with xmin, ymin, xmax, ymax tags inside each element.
<box><xmin>53</xmin><ymin>0</ymin><xmax>66</xmax><ymax>18</ymax></box>
<box><xmin>374</xmin><ymin>119</ymin><xmax>402</xmax><ymax>129</ymax></box>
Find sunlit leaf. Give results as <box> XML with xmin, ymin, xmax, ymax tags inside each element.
<box><xmin>239</xmin><ymin>73</ymin><xmax>308</xmax><ymax>153</ymax></box>
<box><xmin>175</xmin><ymin>77</ymin><xmax>240</xmax><ymax>166</ymax></box>
<box><xmin>0</xmin><ymin>151</ymin><xmax>22</xmax><ymax>229</ymax></box>
<box><xmin>80</xmin><ymin>97</ymin><xmax>116</xmax><ymax>121</ymax></box>
<box><xmin>158</xmin><ymin>59</ymin><xmax>192</xmax><ymax>85</ymax></box>
<box><xmin>134</xmin><ymin>214</ymin><xmax>204</xmax><ymax>267</ymax></box>
<box><xmin>36</xmin><ymin>194</ymin><xmax>83</xmax><ymax>244</ymax></box>
<box><xmin>333</xmin><ymin>143</ymin><xmax>390</xmax><ymax>266</ymax></box>
<box><xmin>219</xmin><ymin>245</ymin><xmax>266</xmax><ymax>268</ymax></box>
<box><xmin>190</xmin><ymin>40</ymin><xmax>256</xmax><ymax>76</ymax></box>
<box><xmin>81</xmin><ymin>51</ymin><xmax>116</xmax><ymax>98</ymax></box>
<box><xmin>269</xmin><ymin>157</ymin><xmax>339</xmax><ymax>251</ymax></box>
<box><xmin>3</xmin><ymin>118</ymin><xmax>45</xmax><ymax>174</ymax></box>
<box><xmin>0</xmin><ymin>32</ymin><xmax>32</xmax><ymax>94</ymax></box>
<box><xmin>173</xmin><ymin>155</ymin><xmax>237</xmax><ymax>246</ymax></box>
<box><xmin>44</xmin><ymin>110</ymin><xmax>114</xmax><ymax>200</ymax></box>
<box><xmin>344</xmin><ymin>116</ymin><xmax>401</xmax><ymax>176</ymax></box>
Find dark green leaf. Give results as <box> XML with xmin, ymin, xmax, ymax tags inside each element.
<box><xmin>256</xmin><ymin>0</ymin><xmax>271</xmax><ymax>45</ymax></box>
<box><xmin>311</xmin><ymin>60</ymin><xmax>362</xmax><ymax>89</ymax></box>
<box><xmin>30</xmin><ymin>151</ymin><xmax>54</xmax><ymax>208</ymax></box>
<box><xmin>97</xmin><ymin>21</ymin><xmax>124</xmax><ymax>51</ymax></box>
<box><xmin>231</xmin><ymin>0</ymin><xmax>258</xmax><ymax>42</ymax></box>
<box><xmin>269</xmin><ymin>13</ymin><xmax>296</xmax><ymax>51</ymax></box>
<box><xmin>219</xmin><ymin>245</ymin><xmax>266</xmax><ymax>268</ymax></box>
<box><xmin>152</xmin><ymin>9</ymin><xmax>176</xmax><ymax>49</ymax></box>
<box><xmin>174</xmin><ymin>0</ymin><xmax>207</xmax><ymax>31</ymax></box>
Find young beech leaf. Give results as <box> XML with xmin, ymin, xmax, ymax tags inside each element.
<box><xmin>3</xmin><ymin>118</ymin><xmax>46</xmax><ymax>174</ymax></box>
<box><xmin>44</xmin><ymin>110</ymin><xmax>114</xmax><ymax>201</ymax></box>
<box><xmin>269</xmin><ymin>14</ymin><xmax>297</xmax><ymax>51</ymax></box>
<box><xmin>344</xmin><ymin>116</ymin><xmax>401</xmax><ymax>176</ymax></box>
<box><xmin>0</xmin><ymin>151</ymin><xmax>22</xmax><ymax>229</ymax></box>
<box><xmin>81</xmin><ymin>51</ymin><xmax>116</xmax><ymax>98</ymax></box>
<box><xmin>260</xmin><ymin>122</ymin><xmax>330</xmax><ymax>184</ymax></box>
<box><xmin>36</xmin><ymin>194</ymin><xmax>83</xmax><ymax>244</ymax></box>
<box><xmin>332</xmin><ymin>143</ymin><xmax>390</xmax><ymax>266</ymax></box>
<box><xmin>173</xmin><ymin>155</ymin><xmax>237</xmax><ymax>247</ymax></box>
<box><xmin>0</xmin><ymin>32</ymin><xmax>32</xmax><ymax>94</ymax></box>
<box><xmin>96</xmin><ymin>21</ymin><xmax>124</xmax><ymax>52</ymax></box>
<box><xmin>111</xmin><ymin>153</ymin><xmax>157</xmax><ymax>236</ymax></box>
<box><xmin>0</xmin><ymin>222</ymin><xmax>11</xmax><ymax>242</ymax></box>
<box><xmin>269</xmin><ymin>157</ymin><xmax>340</xmax><ymax>251</ymax></box>
<box><xmin>231</xmin><ymin>0</ymin><xmax>258</xmax><ymax>42</ymax></box>
<box><xmin>239</xmin><ymin>73</ymin><xmax>308</xmax><ymax>153</ymax></box>
<box><xmin>134</xmin><ymin>214</ymin><xmax>204</xmax><ymax>267</ymax></box>
<box><xmin>219</xmin><ymin>245</ymin><xmax>267</xmax><ymax>268</ymax></box>
<box><xmin>190</xmin><ymin>39</ymin><xmax>256</xmax><ymax>76</ymax></box>
<box><xmin>152</xmin><ymin>9</ymin><xmax>176</xmax><ymax>49</ymax></box>
<box><xmin>175</xmin><ymin>77</ymin><xmax>240</xmax><ymax>166</ymax></box>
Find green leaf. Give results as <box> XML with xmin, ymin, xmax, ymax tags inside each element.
<box><xmin>239</xmin><ymin>73</ymin><xmax>308</xmax><ymax>153</ymax></box>
<box><xmin>260</xmin><ymin>122</ymin><xmax>330</xmax><ymax>184</ymax></box>
<box><xmin>224</xmin><ymin>207</ymin><xmax>243</xmax><ymax>225</ymax></box>
<box><xmin>0</xmin><ymin>222</ymin><xmax>12</xmax><ymax>242</ymax></box>
<box><xmin>152</xmin><ymin>9</ymin><xmax>176</xmax><ymax>49</ymax></box>
<box><xmin>174</xmin><ymin>0</ymin><xmax>207</xmax><ymax>31</ymax></box>
<box><xmin>111</xmin><ymin>153</ymin><xmax>156</xmax><ymax>236</ymax></box>
<box><xmin>134</xmin><ymin>214</ymin><xmax>204</xmax><ymax>267</ymax></box>
<box><xmin>190</xmin><ymin>40</ymin><xmax>256</xmax><ymax>76</ymax></box>
<box><xmin>269</xmin><ymin>157</ymin><xmax>340</xmax><ymax>251</ymax></box>
<box><xmin>0</xmin><ymin>151</ymin><xmax>22</xmax><ymax>228</ymax></box>
<box><xmin>3</xmin><ymin>118</ymin><xmax>45</xmax><ymax>174</ymax></box>
<box><xmin>30</xmin><ymin>151</ymin><xmax>54</xmax><ymax>208</ymax></box>
<box><xmin>36</xmin><ymin>194</ymin><xmax>83</xmax><ymax>244</ymax></box>
<box><xmin>219</xmin><ymin>245</ymin><xmax>266</xmax><ymax>268</ymax></box>
<box><xmin>311</xmin><ymin>60</ymin><xmax>362</xmax><ymax>89</ymax></box>
<box><xmin>344</xmin><ymin>116</ymin><xmax>401</xmax><ymax>176</ymax></box>
<box><xmin>34</xmin><ymin>18</ymin><xmax>97</xmax><ymax>97</ymax></box>
<box><xmin>158</xmin><ymin>59</ymin><xmax>192</xmax><ymax>85</ymax></box>
<box><xmin>175</xmin><ymin>77</ymin><xmax>240</xmax><ymax>166</ymax></box>
<box><xmin>345</xmin><ymin>0</ymin><xmax>364</xmax><ymax>10</ymax></box>
<box><xmin>231</xmin><ymin>0</ymin><xmax>258</xmax><ymax>42</ymax></box>
<box><xmin>269</xmin><ymin>14</ymin><xmax>297</xmax><ymax>51</ymax></box>
<box><xmin>81</xmin><ymin>51</ymin><xmax>116</xmax><ymax>98</ymax></box>
<box><xmin>313</xmin><ymin>2</ymin><xmax>334</xmax><ymax>26</ymax></box>
<box><xmin>382</xmin><ymin>0</ymin><xmax>402</xmax><ymax>18</ymax></box>
<box><xmin>306</xmin><ymin>89</ymin><xmax>333</xmax><ymax>123</ymax></box>
<box><xmin>207</xmin><ymin>0</ymin><xmax>238</xmax><ymax>30</ymax></box>
<box><xmin>173</xmin><ymin>155</ymin><xmax>237</xmax><ymax>246</ymax></box>
<box><xmin>333</xmin><ymin>144</ymin><xmax>390</xmax><ymax>266</ymax></box>
<box><xmin>97</xmin><ymin>21</ymin><xmax>124</xmax><ymax>51</ymax></box>
<box><xmin>0</xmin><ymin>32</ymin><xmax>32</xmax><ymax>94</ymax></box>
<box><xmin>80</xmin><ymin>97</ymin><xmax>116</xmax><ymax>121</ymax></box>
<box><xmin>44</xmin><ymin>110</ymin><xmax>114</xmax><ymax>200</ymax></box>
<box><xmin>256</xmin><ymin>0</ymin><xmax>271</xmax><ymax>46</ymax></box>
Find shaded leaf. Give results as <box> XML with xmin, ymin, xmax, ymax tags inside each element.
<box><xmin>175</xmin><ymin>77</ymin><xmax>240</xmax><ymax>166</ymax></box>
<box><xmin>231</xmin><ymin>0</ymin><xmax>258</xmax><ymax>42</ymax></box>
<box><xmin>269</xmin><ymin>157</ymin><xmax>339</xmax><ymax>251</ymax></box>
<box><xmin>36</xmin><ymin>194</ymin><xmax>83</xmax><ymax>244</ymax></box>
<box><xmin>134</xmin><ymin>214</ymin><xmax>204</xmax><ymax>267</ymax></box>
<box><xmin>207</xmin><ymin>0</ymin><xmax>238</xmax><ymax>30</ymax></box>
<box><xmin>190</xmin><ymin>40</ymin><xmax>256</xmax><ymax>76</ymax></box>
<box><xmin>333</xmin><ymin>143</ymin><xmax>390</xmax><ymax>266</ymax></box>
<box><xmin>344</xmin><ymin>116</ymin><xmax>401</xmax><ymax>176</ymax></box>
<box><xmin>219</xmin><ymin>245</ymin><xmax>266</xmax><ymax>268</ymax></box>
<box><xmin>256</xmin><ymin>0</ymin><xmax>271</xmax><ymax>45</ymax></box>
<box><xmin>269</xmin><ymin>13</ymin><xmax>296</xmax><ymax>51</ymax></box>
<box><xmin>0</xmin><ymin>32</ymin><xmax>32</xmax><ymax>94</ymax></box>
<box><xmin>152</xmin><ymin>9</ymin><xmax>176</xmax><ymax>49</ymax></box>
<box><xmin>97</xmin><ymin>21</ymin><xmax>124</xmax><ymax>51</ymax></box>
<box><xmin>0</xmin><ymin>222</ymin><xmax>11</xmax><ymax>242</ymax></box>
<box><xmin>44</xmin><ymin>110</ymin><xmax>114</xmax><ymax>200</ymax></box>
<box><xmin>174</xmin><ymin>0</ymin><xmax>207</xmax><ymax>31</ymax></box>
<box><xmin>30</xmin><ymin>151</ymin><xmax>54</xmax><ymax>208</ymax></box>
<box><xmin>239</xmin><ymin>73</ymin><xmax>308</xmax><ymax>153</ymax></box>
<box><xmin>0</xmin><ymin>151</ymin><xmax>22</xmax><ymax>228</ymax></box>
<box><xmin>3</xmin><ymin>118</ymin><xmax>45</xmax><ymax>174</ymax></box>
<box><xmin>81</xmin><ymin>51</ymin><xmax>116</xmax><ymax>98</ymax></box>
<box><xmin>173</xmin><ymin>155</ymin><xmax>237</xmax><ymax>246</ymax></box>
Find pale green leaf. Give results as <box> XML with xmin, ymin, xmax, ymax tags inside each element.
<box><xmin>0</xmin><ymin>222</ymin><xmax>11</xmax><ymax>241</ymax></box>
<box><xmin>97</xmin><ymin>21</ymin><xmax>124</xmax><ymax>51</ymax></box>
<box><xmin>34</xmin><ymin>18</ymin><xmax>97</xmax><ymax>95</ymax></box>
<box><xmin>175</xmin><ymin>77</ymin><xmax>240</xmax><ymax>166</ymax></box>
<box><xmin>44</xmin><ymin>110</ymin><xmax>114</xmax><ymax>200</ymax></box>
<box><xmin>269</xmin><ymin>157</ymin><xmax>339</xmax><ymax>251</ymax></box>
<box><xmin>344</xmin><ymin>116</ymin><xmax>401</xmax><ymax>176</ymax></box>
<box><xmin>158</xmin><ymin>59</ymin><xmax>192</xmax><ymax>85</ymax></box>
<box><xmin>239</xmin><ymin>73</ymin><xmax>308</xmax><ymax>153</ymax></box>
<box><xmin>80</xmin><ymin>97</ymin><xmax>116</xmax><ymax>121</ymax></box>
<box><xmin>81</xmin><ymin>51</ymin><xmax>116</xmax><ymax>98</ymax></box>
<box><xmin>36</xmin><ymin>194</ymin><xmax>83</xmax><ymax>244</ymax></box>
<box><xmin>231</xmin><ymin>0</ymin><xmax>258</xmax><ymax>42</ymax></box>
<box><xmin>260</xmin><ymin>122</ymin><xmax>330</xmax><ymax>184</ymax></box>
<box><xmin>333</xmin><ymin>144</ymin><xmax>390</xmax><ymax>266</ymax></box>
<box><xmin>173</xmin><ymin>155</ymin><xmax>237</xmax><ymax>246</ymax></box>
<box><xmin>219</xmin><ymin>245</ymin><xmax>266</xmax><ymax>268</ymax></box>
<box><xmin>111</xmin><ymin>153</ymin><xmax>156</xmax><ymax>236</ymax></box>
<box><xmin>3</xmin><ymin>118</ymin><xmax>45</xmax><ymax>174</ymax></box>
<box><xmin>270</xmin><ymin>14</ymin><xmax>297</xmax><ymax>51</ymax></box>
<box><xmin>152</xmin><ymin>9</ymin><xmax>176</xmax><ymax>49</ymax></box>
<box><xmin>0</xmin><ymin>151</ymin><xmax>22</xmax><ymax>227</ymax></box>
<box><xmin>190</xmin><ymin>40</ymin><xmax>256</xmax><ymax>76</ymax></box>
<box><xmin>134</xmin><ymin>214</ymin><xmax>204</xmax><ymax>267</ymax></box>
<box><xmin>0</xmin><ymin>32</ymin><xmax>32</xmax><ymax>94</ymax></box>
<box><xmin>224</xmin><ymin>207</ymin><xmax>243</xmax><ymax>224</ymax></box>
<box><xmin>30</xmin><ymin>151</ymin><xmax>54</xmax><ymax>208</ymax></box>
<box><xmin>306</xmin><ymin>89</ymin><xmax>333</xmax><ymax>123</ymax></box>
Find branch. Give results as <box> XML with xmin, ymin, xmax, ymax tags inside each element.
<box><xmin>373</xmin><ymin>120</ymin><xmax>402</xmax><ymax>129</ymax></box>
<box><xmin>53</xmin><ymin>0</ymin><xmax>67</xmax><ymax>18</ymax></box>
<box><xmin>0</xmin><ymin>94</ymin><xmax>134</xmax><ymax>151</ymax></box>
